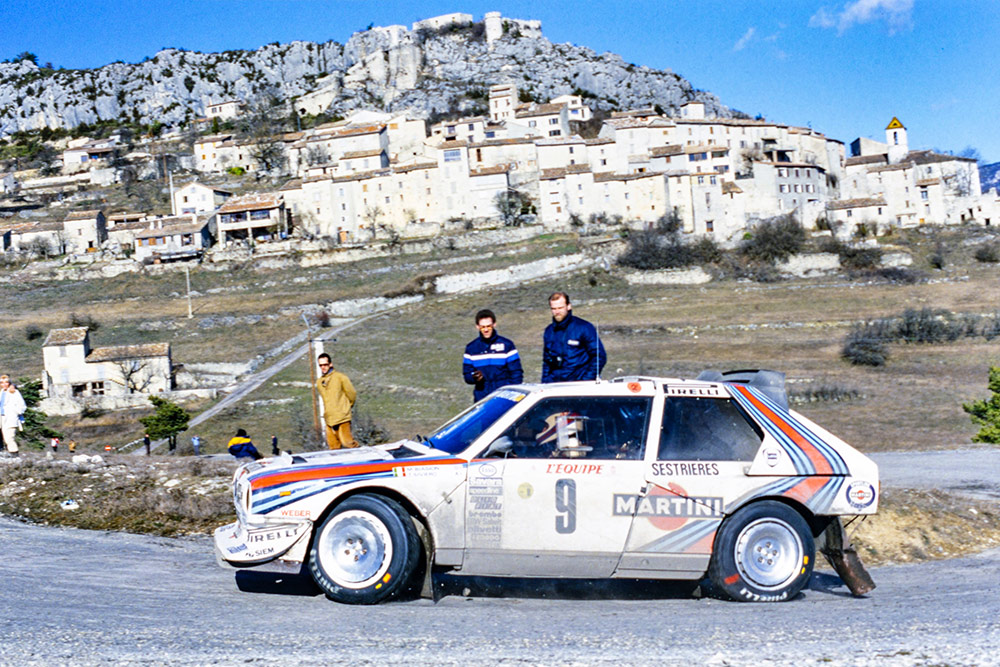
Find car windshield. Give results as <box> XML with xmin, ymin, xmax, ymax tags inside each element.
<box><xmin>425</xmin><ymin>389</ymin><xmax>528</xmax><ymax>454</ymax></box>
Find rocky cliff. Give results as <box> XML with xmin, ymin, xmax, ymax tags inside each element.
<box><xmin>0</xmin><ymin>16</ymin><xmax>735</xmax><ymax>134</ymax></box>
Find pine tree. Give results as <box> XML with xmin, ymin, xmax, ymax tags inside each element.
<box><xmin>963</xmin><ymin>366</ymin><xmax>1000</xmax><ymax>444</ymax></box>
<box><xmin>138</xmin><ymin>396</ymin><xmax>190</xmax><ymax>452</ymax></box>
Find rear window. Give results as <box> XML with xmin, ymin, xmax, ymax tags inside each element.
<box><xmin>658</xmin><ymin>397</ymin><xmax>762</xmax><ymax>461</ymax></box>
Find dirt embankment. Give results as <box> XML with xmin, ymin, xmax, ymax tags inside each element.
<box><xmin>2</xmin><ymin>454</ymin><xmax>999</xmax><ymax>566</ymax></box>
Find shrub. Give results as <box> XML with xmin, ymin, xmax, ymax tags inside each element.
<box><xmin>618</xmin><ymin>229</ymin><xmax>695</xmax><ymax>270</ymax></box>
<box><xmin>862</xmin><ymin>267</ymin><xmax>924</xmax><ymax>284</ymax></box>
<box><xmin>838</xmin><ymin>245</ymin><xmax>883</xmax><ymax>269</ymax></box>
<box><xmin>974</xmin><ymin>243</ymin><xmax>1000</xmax><ymax>263</ymax></box>
<box><xmin>789</xmin><ymin>385</ymin><xmax>862</xmax><ymax>405</ymax></box>
<box><xmin>981</xmin><ymin>312</ymin><xmax>1000</xmax><ymax>341</ymax></box>
<box><xmin>896</xmin><ymin>308</ymin><xmax>964</xmax><ymax>344</ymax></box>
<box><xmin>69</xmin><ymin>312</ymin><xmax>100</xmax><ymax>331</ymax></box>
<box><xmin>24</xmin><ymin>324</ymin><xmax>43</xmax><ymax>341</ymax></box>
<box><xmin>842</xmin><ymin>323</ymin><xmax>889</xmax><ymax>366</ymax></box>
<box><xmin>741</xmin><ymin>215</ymin><xmax>805</xmax><ymax>264</ymax></box>
<box><xmin>353</xmin><ymin>412</ymin><xmax>391</xmax><ymax>447</ymax></box>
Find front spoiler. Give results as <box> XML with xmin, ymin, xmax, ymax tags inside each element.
<box><xmin>820</xmin><ymin>517</ymin><xmax>876</xmax><ymax>596</ymax></box>
<box><xmin>213</xmin><ymin>520</ymin><xmax>312</xmax><ymax>568</ymax></box>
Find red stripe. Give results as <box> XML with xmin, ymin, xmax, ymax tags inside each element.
<box><xmin>782</xmin><ymin>476</ymin><xmax>829</xmax><ymax>505</ymax></box>
<box><xmin>734</xmin><ymin>386</ymin><xmax>833</xmax><ymax>475</ymax></box>
<box><xmin>724</xmin><ymin>574</ymin><xmax>740</xmax><ymax>585</ymax></box>
<box><xmin>250</xmin><ymin>457</ymin><xmax>464</xmax><ymax>490</ymax></box>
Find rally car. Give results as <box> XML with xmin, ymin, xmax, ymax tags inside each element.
<box><xmin>214</xmin><ymin>370</ymin><xmax>878</xmax><ymax>604</ymax></box>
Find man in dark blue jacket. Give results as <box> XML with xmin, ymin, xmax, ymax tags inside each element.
<box><xmin>542</xmin><ymin>292</ymin><xmax>607</xmax><ymax>383</ymax></box>
<box><xmin>463</xmin><ymin>309</ymin><xmax>523</xmax><ymax>401</ymax></box>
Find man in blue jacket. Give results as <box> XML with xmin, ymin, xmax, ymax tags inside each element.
<box><xmin>542</xmin><ymin>292</ymin><xmax>607</xmax><ymax>383</ymax></box>
<box><xmin>463</xmin><ymin>309</ymin><xmax>523</xmax><ymax>402</ymax></box>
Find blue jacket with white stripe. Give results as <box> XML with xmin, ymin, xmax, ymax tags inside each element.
<box><xmin>463</xmin><ymin>332</ymin><xmax>523</xmax><ymax>401</ymax></box>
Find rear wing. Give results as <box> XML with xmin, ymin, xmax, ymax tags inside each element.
<box><xmin>696</xmin><ymin>369</ymin><xmax>788</xmax><ymax>411</ymax></box>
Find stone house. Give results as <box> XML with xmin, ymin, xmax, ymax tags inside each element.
<box><xmin>10</xmin><ymin>220</ymin><xmax>65</xmax><ymax>255</ymax></box>
<box><xmin>173</xmin><ymin>182</ymin><xmax>232</xmax><ymax>214</ymax></box>
<box><xmin>205</xmin><ymin>100</ymin><xmax>244</xmax><ymax>121</ymax></box>
<box><xmin>217</xmin><ymin>193</ymin><xmax>286</xmax><ymax>244</ymax></box>
<box><xmin>42</xmin><ymin>327</ymin><xmax>172</xmax><ymax>399</ymax></box>
<box><xmin>63</xmin><ymin>209</ymin><xmax>108</xmax><ymax>254</ymax></box>
<box><xmin>133</xmin><ymin>215</ymin><xmax>212</xmax><ymax>262</ymax></box>
<box><xmin>62</xmin><ymin>138</ymin><xmax>117</xmax><ymax>174</ymax></box>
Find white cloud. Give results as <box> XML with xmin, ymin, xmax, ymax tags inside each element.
<box><xmin>809</xmin><ymin>0</ymin><xmax>914</xmax><ymax>34</ymax></box>
<box><xmin>733</xmin><ymin>27</ymin><xmax>756</xmax><ymax>51</ymax></box>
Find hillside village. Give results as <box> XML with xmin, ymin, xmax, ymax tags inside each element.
<box><xmin>2</xmin><ymin>12</ymin><xmax>996</xmax><ymax>264</ymax></box>
<box><xmin>1</xmin><ymin>11</ymin><xmax>999</xmax><ymax>417</ymax></box>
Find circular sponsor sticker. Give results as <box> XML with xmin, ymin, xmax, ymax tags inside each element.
<box><xmin>517</xmin><ymin>482</ymin><xmax>533</xmax><ymax>499</ymax></box>
<box><xmin>845</xmin><ymin>481</ymin><xmax>876</xmax><ymax>510</ymax></box>
<box><xmin>479</xmin><ymin>463</ymin><xmax>497</xmax><ymax>477</ymax></box>
<box><xmin>627</xmin><ymin>382</ymin><xmax>642</xmax><ymax>393</ymax></box>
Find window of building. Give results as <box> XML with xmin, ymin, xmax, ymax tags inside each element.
<box><xmin>710</xmin><ymin>176</ymin><xmax>717</xmax><ymax>185</ymax></box>
<box><xmin>697</xmin><ymin>176</ymin><xmax>704</xmax><ymax>184</ymax></box>
<box><xmin>528</xmin><ymin>120</ymin><xmax>537</xmax><ymax>128</ymax></box>
<box><xmin>549</xmin><ymin>118</ymin><xmax>559</xmax><ymax>125</ymax></box>
<box><xmin>706</xmin><ymin>220</ymin><xmax>714</xmax><ymax>232</ymax></box>
<box><xmin>847</xmin><ymin>210</ymin><xmax>853</xmax><ymax>218</ymax></box>
<box><xmin>779</xmin><ymin>184</ymin><xmax>787</xmax><ymax>193</ymax></box>
<box><xmin>921</xmin><ymin>189</ymin><xmax>929</xmax><ymax>200</ymax></box>
<box><xmin>443</xmin><ymin>149</ymin><xmax>461</xmax><ymax>162</ymax></box>
<box><xmin>549</xmin><ymin>130</ymin><xmax>561</xmax><ymax>137</ymax></box>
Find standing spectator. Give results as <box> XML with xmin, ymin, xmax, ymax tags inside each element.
<box><xmin>50</xmin><ymin>437</ymin><xmax>59</xmax><ymax>452</ymax></box>
<box><xmin>227</xmin><ymin>428</ymin><xmax>263</xmax><ymax>460</ymax></box>
<box><xmin>462</xmin><ymin>309</ymin><xmax>523</xmax><ymax>402</ymax></box>
<box><xmin>541</xmin><ymin>292</ymin><xmax>607</xmax><ymax>383</ymax></box>
<box><xmin>68</xmin><ymin>440</ymin><xmax>77</xmax><ymax>453</ymax></box>
<box><xmin>0</xmin><ymin>375</ymin><xmax>27</xmax><ymax>457</ymax></box>
<box><xmin>315</xmin><ymin>353</ymin><xmax>358</xmax><ymax>450</ymax></box>
<box><xmin>191</xmin><ymin>435</ymin><xmax>201</xmax><ymax>456</ymax></box>
<box><xmin>271</xmin><ymin>435</ymin><xmax>279</xmax><ymax>456</ymax></box>
<box><xmin>143</xmin><ymin>433</ymin><xmax>151</xmax><ymax>456</ymax></box>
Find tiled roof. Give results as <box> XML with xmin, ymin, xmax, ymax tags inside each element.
<box><xmin>438</xmin><ymin>139</ymin><xmax>468</xmax><ymax>149</ymax></box>
<box><xmin>846</xmin><ymin>154</ymin><xmax>887</xmax><ymax>167</ymax></box>
<box><xmin>279</xmin><ymin>178</ymin><xmax>303</xmax><ymax>191</ymax></box>
<box><xmin>341</xmin><ymin>149</ymin><xmax>384</xmax><ymax>160</ymax></box>
<box><xmin>722</xmin><ymin>181</ymin><xmax>743</xmax><ymax>194</ymax></box>
<box><xmin>908</xmin><ymin>149</ymin><xmax>977</xmax><ymax>165</ymax></box>
<box><xmin>469</xmin><ymin>165</ymin><xmax>509</xmax><ymax>177</ymax></box>
<box><xmin>540</xmin><ymin>164</ymin><xmax>593</xmax><ymax>180</ymax></box>
<box><xmin>86</xmin><ymin>343</ymin><xmax>170</xmax><ymax>362</ymax></box>
<box><xmin>43</xmin><ymin>327</ymin><xmax>89</xmax><ymax>346</ymax></box>
<box><xmin>515</xmin><ymin>103</ymin><xmax>564</xmax><ymax>118</ymax></box>
<box><xmin>11</xmin><ymin>220</ymin><xmax>63</xmax><ymax>233</ymax></box>
<box><xmin>469</xmin><ymin>138</ymin><xmax>535</xmax><ymax>148</ymax></box>
<box><xmin>395</xmin><ymin>161</ymin><xmax>437</xmax><ymax>173</ymax></box>
<box><xmin>916</xmin><ymin>178</ymin><xmax>941</xmax><ymax>187</ymax></box>
<box><xmin>64</xmin><ymin>209</ymin><xmax>102</xmax><ymax>221</ymax></box>
<box><xmin>650</xmin><ymin>145</ymin><xmax>684</xmax><ymax>157</ymax></box>
<box><xmin>827</xmin><ymin>196</ymin><xmax>886</xmax><ymax>211</ymax></box>
<box><xmin>218</xmin><ymin>193</ymin><xmax>283</xmax><ymax>213</ymax></box>
<box><xmin>194</xmin><ymin>133</ymin><xmax>234</xmax><ymax>144</ymax></box>
<box><xmin>593</xmin><ymin>171</ymin><xmax>662</xmax><ymax>183</ymax></box>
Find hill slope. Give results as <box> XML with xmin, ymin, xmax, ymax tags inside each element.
<box><xmin>0</xmin><ymin>16</ymin><xmax>734</xmax><ymax>133</ymax></box>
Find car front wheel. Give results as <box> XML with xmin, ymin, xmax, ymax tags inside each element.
<box><xmin>708</xmin><ymin>500</ymin><xmax>814</xmax><ymax>602</ymax></box>
<box><xmin>309</xmin><ymin>494</ymin><xmax>420</xmax><ymax>604</ymax></box>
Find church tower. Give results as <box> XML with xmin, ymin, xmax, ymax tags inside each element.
<box><xmin>886</xmin><ymin>117</ymin><xmax>908</xmax><ymax>164</ymax></box>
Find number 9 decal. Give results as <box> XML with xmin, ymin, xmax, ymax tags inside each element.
<box><xmin>555</xmin><ymin>478</ymin><xmax>577</xmax><ymax>534</ymax></box>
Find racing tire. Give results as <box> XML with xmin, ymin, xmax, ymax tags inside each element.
<box><xmin>708</xmin><ymin>500</ymin><xmax>814</xmax><ymax>603</ymax></box>
<box><xmin>309</xmin><ymin>494</ymin><xmax>420</xmax><ymax>605</ymax></box>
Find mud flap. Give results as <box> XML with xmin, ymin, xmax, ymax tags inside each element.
<box><xmin>412</xmin><ymin>518</ymin><xmax>439</xmax><ymax>602</ymax></box>
<box><xmin>819</xmin><ymin>517</ymin><xmax>876</xmax><ymax>596</ymax></box>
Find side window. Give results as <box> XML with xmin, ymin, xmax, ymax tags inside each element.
<box><xmin>658</xmin><ymin>397</ymin><xmax>762</xmax><ymax>461</ymax></box>
<box><xmin>500</xmin><ymin>397</ymin><xmax>650</xmax><ymax>460</ymax></box>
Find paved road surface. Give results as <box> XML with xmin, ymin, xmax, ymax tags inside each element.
<box><xmin>872</xmin><ymin>446</ymin><xmax>1000</xmax><ymax>500</ymax></box>
<box><xmin>1</xmin><ymin>516</ymin><xmax>998</xmax><ymax>665</ymax></box>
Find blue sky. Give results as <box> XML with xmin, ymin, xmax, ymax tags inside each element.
<box><xmin>3</xmin><ymin>0</ymin><xmax>997</xmax><ymax>162</ymax></box>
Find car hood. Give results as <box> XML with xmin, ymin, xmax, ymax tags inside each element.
<box><xmin>240</xmin><ymin>440</ymin><xmax>465</xmax><ymax>516</ymax></box>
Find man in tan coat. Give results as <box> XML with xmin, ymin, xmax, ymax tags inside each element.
<box><xmin>315</xmin><ymin>353</ymin><xmax>357</xmax><ymax>449</ymax></box>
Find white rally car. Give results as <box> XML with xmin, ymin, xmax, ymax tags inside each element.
<box><xmin>215</xmin><ymin>370</ymin><xmax>878</xmax><ymax>604</ymax></box>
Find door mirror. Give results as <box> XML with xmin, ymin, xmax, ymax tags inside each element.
<box><xmin>483</xmin><ymin>436</ymin><xmax>513</xmax><ymax>458</ymax></box>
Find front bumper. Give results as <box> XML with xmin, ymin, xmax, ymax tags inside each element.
<box><xmin>213</xmin><ymin>520</ymin><xmax>313</xmax><ymax>569</ymax></box>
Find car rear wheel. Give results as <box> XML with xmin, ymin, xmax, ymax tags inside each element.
<box><xmin>708</xmin><ymin>500</ymin><xmax>814</xmax><ymax>602</ymax></box>
<box><xmin>309</xmin><ymin>494</ymin><xmax>420</xmax><ymax>604</ymax></box>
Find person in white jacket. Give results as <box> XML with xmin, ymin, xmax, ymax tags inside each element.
<box><xmin>0</xmin><ymin>375</ymin><xmax>27</xmax><ymax>455</ymax></box>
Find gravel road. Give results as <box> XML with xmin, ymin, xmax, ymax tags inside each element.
<box><xmin>3</xmin><ymin>448</ymin><xmax>1000</xmax><ymax>665</ymax></box>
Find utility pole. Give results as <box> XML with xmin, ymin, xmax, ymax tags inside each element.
<box><xmin>184</xmin><ymin>265</ymin><xmax>193</xmax><ymax>319</ymax></box>
<box><xmin>302</xmin><ymin>313</ymin><xmax>322</xmax><ymax>444</ymax></box>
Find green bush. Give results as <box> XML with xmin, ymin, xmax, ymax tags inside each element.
<box><xmin>963</xmin><ymin>366</ymin><xmax>1000</xmax><ymax>444</ymax></box>
<box><xmin>841</xmin><ymin>321</ymin><xmax>891</xmax><ymax>366</ymax></box>
<box><xmin>741</xmin><ymin>215</ymin><xmax>805</xmax><ymax>263</ymax></box>
<box><xmin>974</xmin><ymin>243</ymin><xmax>1000</xmax><ymax>263</ymax></box>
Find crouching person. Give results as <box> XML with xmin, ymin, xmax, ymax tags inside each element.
<box><xmin>228</xmin><ymin>428</ymin><xmax>263</xmax><ymax>460</ymax></box>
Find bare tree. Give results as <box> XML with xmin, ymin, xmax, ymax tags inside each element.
<box><xmin>238</xmin><ymin>89</ymin><xmax>288</xmax><ymax>176</ymax></box>
<box><xmin>112</xmin><ymin>359</ymin><xmax>152</xmax><ymax>394</ymax></box>
<box><xmin>363</xmin><ymin>205</ymin><xmax>384</xmax><ymax>240</ymax></box>
<box><xmin>494</xmin><ymin>190</ymin><xmax>528</xmax><ymax>226</ymax></box>
<box><xmin>304</xmin><ymin>145</ymin><xmax>331</xmax><ymax>167</ymax></box>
